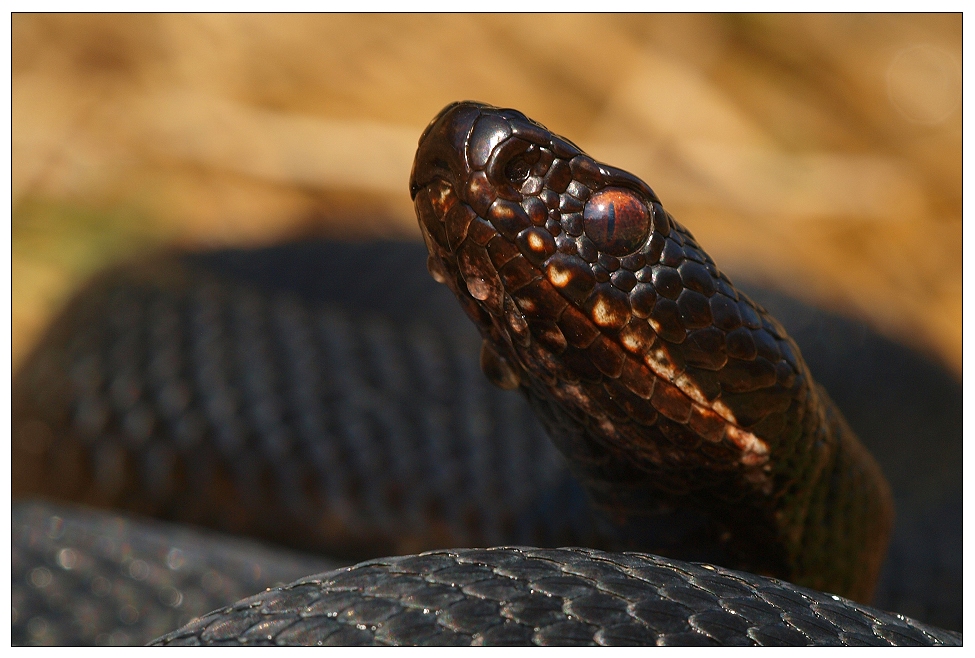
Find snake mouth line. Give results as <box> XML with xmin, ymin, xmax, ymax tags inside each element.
<box><xmin>423</xmin><ymin>180</ymin><xmax>772</xmax><ymax>472</ymax></box>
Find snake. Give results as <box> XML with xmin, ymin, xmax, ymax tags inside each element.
<box><xmin>11</xmin><ymin>101</ymin><xmax>962</xmax><ymax>646</ymax></box>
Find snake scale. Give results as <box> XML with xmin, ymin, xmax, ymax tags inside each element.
<box><xmin>11</xmin><ymin>102</ymin><xmax>962</xmax><ymax>646</ymax></box>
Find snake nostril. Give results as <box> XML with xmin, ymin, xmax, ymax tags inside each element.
<box><xmin>504</xmin><ymin>156</ymin><xmax>531</xmax><ymax>184</ymax></box>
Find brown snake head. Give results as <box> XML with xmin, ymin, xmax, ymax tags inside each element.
<box><xmin>411</xmin><ymin>101</ymin><xmax>792</xmax><ymax>479</ymax></box>
<box><xmin>411</xmin><ymin>101</ymin><xmax>892</xmax><ymax>602</ymax></box>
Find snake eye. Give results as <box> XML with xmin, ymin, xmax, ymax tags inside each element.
<box><xmin>583</xmin><ymin>188</ymin><xmax>651</xmax><ymax>257</ymax></box>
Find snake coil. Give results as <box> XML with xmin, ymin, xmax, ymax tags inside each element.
<box><xmin>12</xmin><ymin>102</ymin><xmax>960</xmax><ymax>646</ymax></box>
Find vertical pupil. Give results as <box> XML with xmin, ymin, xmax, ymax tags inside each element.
<box><xmin>582</xmin><ymin>188</ymin><xmax>650</xmax><ymax>257</ymax></box>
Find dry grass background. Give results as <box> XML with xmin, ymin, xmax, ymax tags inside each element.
<box><xmin>12</xmin><ymin>13</ymin><xmax>961</xmax><ymax>376</ymax></box>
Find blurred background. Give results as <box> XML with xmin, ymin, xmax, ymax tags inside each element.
<box><xmin>12</xmin><ymin>13</ymin><xmax>961</xmax><ymax>375</ymax></box>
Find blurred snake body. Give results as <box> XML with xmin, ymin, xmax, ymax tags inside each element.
<box><xmin>12</xmin><ymin>102</ymin><xmax>961</xmax><ymax>646</ymax></box>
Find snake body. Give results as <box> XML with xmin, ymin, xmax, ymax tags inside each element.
<box><xmin>12</xmin><ymin>246</ymin><xmax>588</xmax><ymax>560</ymax></box>
<box><xmin>150</xmin><ymin>547</ymin><xmax>958</xmax><ymax>647</ymax></box>
<box><xmin>11</xmin><ymin>102</ymin><xmax>961</xmax><ymax>645</ymax></box>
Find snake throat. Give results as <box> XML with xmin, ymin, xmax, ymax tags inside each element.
<box><xmin>411</xmin><ymin>101</ymin><xmax>894</xmax><ymax>603</ymax></box>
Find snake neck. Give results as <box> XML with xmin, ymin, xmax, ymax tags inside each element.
<box><xmin>789</xmin><ymin>385</ymin><xmax>894</xmax><ymax>602</ymax></box>
<box><xmin>517</xmin><ymin>360</ymin><xmax>893</xmax><ymax>603</ymax></box>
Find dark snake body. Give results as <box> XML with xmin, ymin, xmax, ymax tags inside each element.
<box><xmin>11</xmin><ymin>104</ymin><xmax>962</xmax><ymax>645</ymax></box>
<box><xmin>12</xmin><ymin>246</ymin><xmax>585</xmax><ymax>561</ymax></box>
<box><xmin>151</xmin><ymin>547</ymin><xmax>958</xmax><ymax>647</ymax></box>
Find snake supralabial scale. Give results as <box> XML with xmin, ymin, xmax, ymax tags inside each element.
<box><xmin>410</xmin><ymin>101</ymin><xmax>894</xmax><ymax>605</ymax></box>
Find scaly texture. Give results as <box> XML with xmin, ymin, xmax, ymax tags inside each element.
<box><xmin>151</xmin><ymin>547</ymin><xmax>960</xmax><ymax>647</ymax></box>
<box><xmin>11</xmin><ymin>500</ymin><xmax>339</xmax><ymax>646</ymax></box>
<box><xmin>410</xmin><ymin>101</ymin><xmax>894</xmax><ymax>602</ymax></box>
<box><xmin>12</xmin><ymin>255</ymin><xmax>588</xmax><ymax>560</ymax></box>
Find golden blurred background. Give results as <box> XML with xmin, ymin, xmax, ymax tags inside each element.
<box><xmin>12</xmin><ymin>13</ymin><xmax>961</xmax><ymax>375</ymax></box>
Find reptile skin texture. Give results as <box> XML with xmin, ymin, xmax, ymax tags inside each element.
<box><xmin>12</xmin><ymin>253</ymin><xmax>590</xmax><ymax>560</ymax></box>
<box><xmin>12</xmin><ymin>500</ymin><xmax>339</xmax><ymax>646</ymax></box>
<box><xmin>150</xmin><ymin>548</ymin><xmax>960</xmax><ymax>647</ymax></box>
<box><xmin>410</xmin><ymin>101</ymin><xmax>893</xmax><ymax>603</ymax></box>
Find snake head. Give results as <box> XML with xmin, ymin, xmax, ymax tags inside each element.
<box><xmin>411</xmin><ymin>101</ymin><xmax>810</xmax><ymax>485</ymax></box>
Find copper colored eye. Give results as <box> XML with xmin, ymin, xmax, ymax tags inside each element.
<box><xmin>582</xmin><ymin>188</ymin><xmax>650</xmax><ymax>257</ymax></box>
